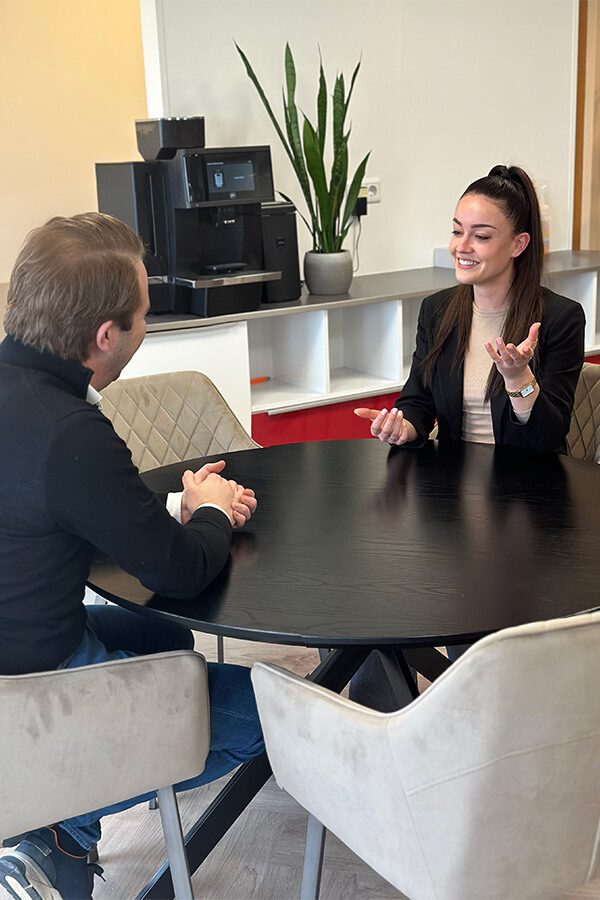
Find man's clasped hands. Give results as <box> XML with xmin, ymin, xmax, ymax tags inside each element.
<box><xmin>180</xmin><ymin>460</ymin><xmax>257</xmax><ymax>527</ymax></box>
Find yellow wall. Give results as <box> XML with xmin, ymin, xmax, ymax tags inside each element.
<box><xmin>0</xmin><ymin>0</ymin><xmax>147</xmax><ymax>282</ymax></box>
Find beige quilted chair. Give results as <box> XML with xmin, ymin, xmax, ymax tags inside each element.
<box><xmin>0</xmin><ymin>651</ymin><xmax>211</xmax><ymax>900</ymax></box>
<box><xmin>252</xmin><ymin>611</ymin><xmax>600</xmax><ymax>900</ymax></box>
<box><xmin>102</xmin><ymin>370</ymin><xmax>259</xmax><ymax>473</ymax></box>
<box><xmin>567</xmin><ymin>362</ymin><xmax>600</xmax><ymax>462</ymax></box>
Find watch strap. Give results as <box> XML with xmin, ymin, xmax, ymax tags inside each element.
<box><xmin>506</xmin><ymin>379</ymin><xmax>537</xmax><ymax>398</ymax></box>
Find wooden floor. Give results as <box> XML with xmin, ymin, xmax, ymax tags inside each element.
<box><xmin>2</xmin><ymin>634</ymin><xmax>600</xmax><ymax>899</ymax></box>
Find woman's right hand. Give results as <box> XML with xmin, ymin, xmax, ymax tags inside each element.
<box><xmin>353</xmin><ymin>407</ymin><xmax>418</xmax><ymax>445</ymax></box>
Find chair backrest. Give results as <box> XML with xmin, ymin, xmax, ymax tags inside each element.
<box><xmin>567</xmin><ymin>362</ymin><xmax>600</xmax><ymax>462</ymax></box>
<box><xmin>0</xmin><ymin>650</ymin><xmax>209</xmax><ymax>840</ymax></box>
<box><xmin>253</xmin><ymin>611</ymin><xmax>600</xmax><ymax>900</ymax></box>
<box><xmin>102</xmin><ymin>370</ymin><xmax>259</xmax><ymax>472</ymax></box>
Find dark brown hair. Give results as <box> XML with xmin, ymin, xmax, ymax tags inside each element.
<box><xmin>422</xmin><ymin>165</ymin><xmax>544</xmax><ymax>400</ymax></box>
<box><xmin>5</xmin><ymin>212</ymin><xmax>144</xmax><ymax>362</ymax></box>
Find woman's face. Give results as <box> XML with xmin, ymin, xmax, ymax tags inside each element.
<box><xmin>449</xmin><ymin>193</ymin><xmax>529</xmax><ymax>294</ymax></box>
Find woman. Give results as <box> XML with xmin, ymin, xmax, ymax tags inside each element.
<box><xmin>355</xmin><ymin>165</ymin><xmax>585</xmax><ymax>454</ymax></box>
<box><xmin>350</xmin><ymin>165</ymin><xmax>585</xmax><ymax>707</ymax></box>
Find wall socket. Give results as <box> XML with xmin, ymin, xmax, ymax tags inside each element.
<box><xmin>360</xmin><ymin>178</ymin><xmax>381</xmax><ymax>203</ymax></box>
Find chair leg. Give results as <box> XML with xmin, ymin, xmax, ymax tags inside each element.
<box><xmin>217</xmin><ymin>634</ymin><xmax>225</xmax><ymax>663</ymax></box>
<box><xmin>300</xmin><ymin>813</ymin><xmax>326</xmax><ymax>900</ymax></box>
<box><xmin>157</xmin><ymin>785</ymin><xmax>193</xmax><ymax>900</ymax></box>
<box><xmin>149</xmin><ymin>796</ymin><xmax>159</xmax><ymax>810</ymax></box>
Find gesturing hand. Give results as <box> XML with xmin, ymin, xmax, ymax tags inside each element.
<box><xmin>484</xmin><ymin>322</ymin><xmax>540</xmax><ymax>383</ymax></box>
<box><xmin>354</xmin><ymin>407</ymin><xmax>418</xmax><ymax>446</ymax></box>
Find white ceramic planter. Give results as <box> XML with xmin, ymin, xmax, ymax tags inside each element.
<box><xmin>304</xmin><ymin>250</ymin><xmax>353</xmax><ymax>295</ymax></box>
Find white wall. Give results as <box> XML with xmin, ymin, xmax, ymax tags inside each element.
<box><xmin>141</xmin><ymin>0</ymin><xmax>578</xmax><ymax>275</ymax></box>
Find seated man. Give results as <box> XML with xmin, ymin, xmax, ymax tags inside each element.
<box><xmin>0</xmin><ymin>213</ymin><xmax>263</xmax><ymax>900</ymax></box>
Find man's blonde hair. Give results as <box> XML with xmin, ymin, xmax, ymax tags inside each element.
<box><xmin>4</xmin><ymin>212</ymin><xmax>145</xmax><ymax>362</ymax></box>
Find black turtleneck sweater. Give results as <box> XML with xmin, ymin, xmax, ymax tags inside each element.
<box><xmin>0</xmin><ymin>335</ymin><xmax>232</xmax><ymax>675</ymax></box>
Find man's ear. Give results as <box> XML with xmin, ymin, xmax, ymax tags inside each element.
<box><xmin>94</xmin><ymin>320</ymin><xmax>115</xmax><ymax>353</ymax></box>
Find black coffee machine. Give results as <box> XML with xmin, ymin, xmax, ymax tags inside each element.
<box><xmin>96</xmin><ymin>117</ymin><xmax>300</xmax><ymax>316</ymax></box>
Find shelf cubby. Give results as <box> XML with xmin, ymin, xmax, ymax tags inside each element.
<box><xmin>327</xmin><ymin>301</ymin><xmax>402</xmax><ymax>401</ymax></box>
<box><xmin>248</xmin><ymin>310</ymin><xmax>329</xmax><ymax>413</ymax></box>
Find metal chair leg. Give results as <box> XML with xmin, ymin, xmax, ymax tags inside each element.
<box><xmin>157</xmin><ymin>785</ymin><xmax>193</xmax><ymax>900</ymax></box>
<box><xmin>300</xmin><ymin>813</ymin><xmax>326</xmax><ymax>900</ymax></box>
<box><xmin>149</xmin><ymin>796</ymin><xmax>159</xmax><ymax>810</ymax></box>
<box><xmin>217</xmin><ymin>634</ymin><xmax>225</xmax><ymax>663</ymax></box>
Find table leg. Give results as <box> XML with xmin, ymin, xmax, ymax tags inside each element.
<box><xmin>402</xmin><ymin>646</ymin><xmax>452</xmax><ymax>682</ymax></box>
<box><xmin>136</xmin><ymin>646</ymin><xmax>371</xmax><ymax>899</ymax></box>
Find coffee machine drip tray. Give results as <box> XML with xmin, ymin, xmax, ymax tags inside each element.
<box><xmin>173</xmin><ymin>270</ymin><xmax>281</xmax><ymax>289</ymax></box>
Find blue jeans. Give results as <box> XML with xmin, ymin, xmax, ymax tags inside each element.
<box><xmin>56</xmin><ymin>606</ymin><xmax>264</xmax><ymax>850</ymax></box>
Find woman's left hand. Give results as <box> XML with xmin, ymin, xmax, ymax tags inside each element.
<box><xmin>484</xmin><ymin>321</ymin><xmax>540</xmax><ymax>381</ymax></box>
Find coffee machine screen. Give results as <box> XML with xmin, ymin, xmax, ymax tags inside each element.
<box><xmin>206</xmin><ymin>159</ymin><xmax>255</xmax><ymax>198</ymax></box>
<box><xmin>182</xmin><ymin>147</ymin><xmax>273</xmax><ymax>208</ymax></box>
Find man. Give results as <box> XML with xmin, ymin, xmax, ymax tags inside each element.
<box><xmin>0</xmin><ymin>213</ymin><xmax>263</xmax><ymax>899</ymax></box>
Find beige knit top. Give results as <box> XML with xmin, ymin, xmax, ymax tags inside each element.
<box><xmin>462</xmin><ymin>304</ymin><xmax>531</xmax><ymax>444</ymax></box>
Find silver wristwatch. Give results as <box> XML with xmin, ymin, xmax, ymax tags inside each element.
<box><xmin>506</xmin><ymin>379</ymin><xmax>537</xmax><ymax>398</ymax></box>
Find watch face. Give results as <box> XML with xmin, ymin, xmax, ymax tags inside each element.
<box><xmin>520</xmin><ymin>383</ymin><xmax>535</xmax><ymax>398</ymax></box>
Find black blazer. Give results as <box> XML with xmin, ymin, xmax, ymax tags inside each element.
<box><xmin>396</xmin><ymin>287</ymin><xmax>585</xmax><ymax>453</ymax></box>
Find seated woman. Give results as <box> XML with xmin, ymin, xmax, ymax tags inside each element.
<box><xmin>351</xmin><ymin>164</ymin><xmax>585</xmax><ymax>708</ymax></box>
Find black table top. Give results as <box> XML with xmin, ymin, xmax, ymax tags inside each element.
<box><xmin>88</xmin><ymin>439</ymin><xmax>600</xmax><ymax>648</ymax></box>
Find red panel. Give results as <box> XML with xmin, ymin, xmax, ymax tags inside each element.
<box><xmin>252</xmin><ymin>392</ymin><xmax>399</xmax><ymax>446</ymax></box>
<box><xmin>586</xmin><ymin>355</ymin><xmax>600</xmax><ymax>365</ymax></box>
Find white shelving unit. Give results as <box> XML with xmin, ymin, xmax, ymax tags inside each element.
<box><xmin>548</xmin><ymin>270</ymin><xmax>599</xmax><ymax>351</ymax></box>
<box><xmin>248</xmin><ymin>300</ymin><xmax>406</xmax><ymax>414</ymax></box>
<box><xmin>546</xmin><ymin>251</ymin><xmax>600</xmax><ymax>353</ymax></box>
<box><xmin>137</xmin><ymin>251</ymin><xmax>600</xmax><ymax>426</ymax></box>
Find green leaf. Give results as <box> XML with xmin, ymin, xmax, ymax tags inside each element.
<box><xmin>279</xmin><ymin>191</ymin><xmax>313</xmax><ymax>237</ymax></box>
<box><xmin>317</xmin><ymin>53</ymin><xmax>327</xmax><ymax>158</ymax></box>
<box><xmin>332</xmin><ymin>74</ymin><xmax>345</xmax><ymax>152</ymax></box>
<box><xmin>303</xmin><ymin>116</ymin><xmax>331</xmax><ymax>249</ymax></box>
<box><xmin>282</xmin><ymin>45</ymin><xmax>320</xmax><ymax>234</ymax></box>
<box><xmin>328</xmin><ymin>135</ymin><xmax>348</xmax><ymax>240</ymax></box>
<box><xmin>344</xmin><ymin>58</ymin><xmax>361</xmax><ymax>118</ymax></box>
<box><xmin>283</xmin><ymin>91</ymin><xmax>316</xmax><ymax>227</ymax></box>
<box><xmin>339</xmin><ymin>151</ymin><xmax>370</xmax><ymax>243</ymax></box>
<box><xmin>234</xmin><ymin>43</ymin><xmax>295</xmax><ymax>171</ymax></box>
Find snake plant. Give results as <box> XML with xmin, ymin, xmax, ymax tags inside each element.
<box><xmin>236</xmin><ymin>43</ymin><xmax>370</xmax><ymax>253</ymax></box>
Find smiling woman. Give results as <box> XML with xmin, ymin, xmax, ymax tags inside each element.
<box><xmin>354</xmin><ymin>164</ymin><xmax>586</xmax><ymax>455</ymax></box>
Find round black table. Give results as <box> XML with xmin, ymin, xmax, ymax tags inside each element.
<box><xmin>89</xmin><ymin>439</ymin><xmax>600</xmax><ymax>649</ymax></box>
<box><xmin>87</xmin><ymin>439</ymin><xmax>600</xmax><ymax>899</ymax></box>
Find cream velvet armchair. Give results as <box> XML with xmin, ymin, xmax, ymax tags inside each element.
<box><xmin>0</xmin><ymin>650</ymin><xmax>211</xmax><ymax>900</ymax></box>
<box><xmin>252</xmin><ymin>612</ymin><xmax>600</xmax><ymax>900</ymax></box>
